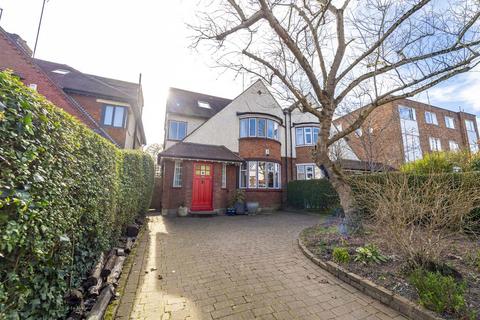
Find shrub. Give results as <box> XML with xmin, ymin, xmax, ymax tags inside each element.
<box><xmin>354</xmin><ymin>244</ymin><xmax>388</xmax><ymax>264</ymax></box>
<box><xmin>0</xmin><ymin>71</ymin><xmax>154</xmax><ymax>319</ymax></box>
<box><xmin>400</xmin><ymin>150</ymin><xmax>478</xmax><ymax>174</ymax></box>
<box><xmin>287</xmin><ymin>179</ymin><xmax>339</xmax><ymax>211</ymax></box>
<box><xmin>409</xmin><ymin>269</ymin><xmax>467</xmax><ymax>314</ymax></box>
<box><xmin>332</xmin><ymin>247</ymin><xmax>350</xmax><ymax>264</ymax></box>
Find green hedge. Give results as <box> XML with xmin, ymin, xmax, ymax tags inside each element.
<box><xmin>287</xmin><ymin>172</ymin><xmax>480</xmax><ymax>218</ymax></box>
<box><xmin>0</xmin><ymin>71</ymin><xmax>154</xmax><ymax>319</ymax></box>
<box><xmin>287</xmin><ymin>179</ymin><xmax>339</xmax><ymax>211</ymax></box>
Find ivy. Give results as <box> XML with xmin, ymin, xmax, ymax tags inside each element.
<box><xmin>0</xmin><ymin>71</ymin><xmax>154</xmax><ymax>319</ymax></box>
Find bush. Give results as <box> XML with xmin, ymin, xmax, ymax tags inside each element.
<box><xmin>400</xmin><ymin>150</ymin><xmax>478</xmax><ymax>174</ymax></box>
<box><xmin>287</xmin><ymin>179</ymin><xmax>339</xmax><ymax>211</ymax></box>
<box><xmin>409</xmin><ymin>269</ymin><xmax>467</xmax><ymax>315</ymax></box>
<box><xmin>332</xmin><ymin>247</ymin><xmax>350</xmax><ymax>264</ymax></box>
<box><xmin>0</xmin><ymin>71</ymin><xmax>154</xmax><ymax>319</ymax></box>
<box><xmin>354</xmin><ymin>244</ymin><xmax>388</xmax><ymax>264</ymax></box>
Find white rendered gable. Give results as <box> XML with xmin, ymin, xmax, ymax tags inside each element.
<box><xmin>184</xmin><ymin>80</ymin><xmax>287</xmax><ymax>156</ymax></box>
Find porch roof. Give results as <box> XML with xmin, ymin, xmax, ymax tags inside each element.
<box><xmin>158</xmin><ymin>142</ymin><xmax>244</xmax><ymax>163</ymax></box>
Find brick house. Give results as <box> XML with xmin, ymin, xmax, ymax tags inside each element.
<box><xmin>333</xmin><ymin>99</ymin><xmax>479</xmax><ymax>168</ymax></box>
<box><xmin>0</xmin><ymin>27</ymin><xmax>145</xmax><ymax>148</ymax></box>
<box><xmin>158</xmin><ymin>81</ymin><xmax>479</xmax><ymax>215</ymax></box>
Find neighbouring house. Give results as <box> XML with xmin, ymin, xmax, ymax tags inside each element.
<box><xmin>0</xmin><ymin>27</ymin><xmax>145</xmax><ymax>148</ymax></box>
<box><xmin>158</xmin><ymin>81</ymin><xmax>479</xmax><ymax>215</ymax></box>
<box><xmin>333</xmin><ymin>100</ymin><xmax>480</xmax><ymax>168</ymax></box>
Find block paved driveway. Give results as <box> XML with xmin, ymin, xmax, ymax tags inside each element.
<box><xmin>126</xmin><ymin>212</ymin><xmax>405</xmax><ymax>320</ymax></box>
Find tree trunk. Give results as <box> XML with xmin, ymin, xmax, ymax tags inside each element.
<box><xmin>329</xmin><ymin>170</ymin><xmax>362</xmax><ymax>234</ymax></box>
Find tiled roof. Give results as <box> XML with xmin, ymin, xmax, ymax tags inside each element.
<box><xmin>158</xmin><ymin>142</ymin><xmax>243</xmax><ymax>162</ymax></box>
<box><xmin>167</xmin><ymin>87</ymin><xmax>232</xmax><ymax>119</ymax></box>
<box><xmin>34</xmin><ymin>59</ymin><xmax>139</xmax><ymax>102</ymax></box>
<box><xmin>338</xmin><ymin>159</ymin><xmax>395</xmax><ymax>172</ymax></box>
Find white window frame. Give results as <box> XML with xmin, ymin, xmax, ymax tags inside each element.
<box><xmin>173</xmin><ymin>161</ymin><xmax>182</xmax><ymax>187</ymax></box>
<box><xmin>197</xmin><ymin>101</ymin><xmax>211</xmax><ymax>109</ymax></box>
<box><xmin>424</xmin><ymin>111</ymin><xmax>438</xmax><ymax>125</ymax></box>
<box><xmin>465</xmin><ymin>120</ymin><xmax>475</xmax><ymax>132</ymax></box>
<box><xmin>240</xmin><ymin>161</ymin><xmax>281</xmax><ymax>189</ymax></box>
<box><xmin>296</xmin><ymin>164</ymin><xmax>323</xmax><ymax>180</ymax></box>
<box><xmin>221</xmin><ymin>163</ymin><xmax>227</xmax><ymax>188</ymax></box>
<box><xmin>429</xmin><ymin>137</ymin><xmax>442</xmax><ymax>152</ymax></box>
<box><xmin>240</xmin><ymin>117</ymin><xmax>280</xmax><ymax>141</ymax></box>
<box><xmin>449</xmin><ymin>140</ymin><xmax>459</xmax><ymax>151</ymax></box>
<box><xmin>445</xmin><ymin>116</ymin><xmax>455</xmax><ymax>129</ymax></box>
<box><xmin>399</xmin><ymin>106</ymin><xmax>416</xmax><ymax>121</ymax></box>
<box><xmin>103</xmin><ymin>105</ymin><xmax>127</xmax><ymax>128</ymax></box>
<box><xmin>295</xmin><ymin>126</ymin><xmax>320</xmax><ymax>146</ymax></box>
<box><xmin>168</xmin><ymin>120</ymin><xmax>187</xmax><ymax>141</ymax></box>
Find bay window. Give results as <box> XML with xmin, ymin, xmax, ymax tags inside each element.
<box><xmin>239</xmin><ymin>117</ymin><xmax>280</xmax><ymax>140</ymax></box>
<box><xmin>240</xmin><ymin>161</ymin><xmax>281</xmax><ymax>189</ymax></box>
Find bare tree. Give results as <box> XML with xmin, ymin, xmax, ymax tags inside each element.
<box><xmin>190</xmin><ymin>0</ymin><xmax>480</xmax><ymax>230</ymax></box>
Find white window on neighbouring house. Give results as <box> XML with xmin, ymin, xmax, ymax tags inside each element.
<box><xmin>168</xmin><ymin>120</ymin><xmax>187</xmax><ymax>140</ymax></box>
<box><xmin>355</xmin><ymin>128</ymin><xmax>363</xmax><ymax>137</ymax></box>
<box><xmin>449</xmin><ymin>140</ymin><xmax>459</xmax><ymax>151</ymax></box>
<box><xmin>425</xmin><ymin>111</ymin><xmax>438</xmax><ymax>125</ymax></box>
<box><xmin>465</xmin><ymin>120</ymin><xmax>479</xmax><ymax>153</ymax></box>
<box><xmin>197</xmin><ymin>101</ymin><xmax>211</xmax><ymax>109</ymax></box>
<box><xmin>445</xmin><ymin>116</ymin><xmax>455</xmax><ymax>129</ymax></box>
<box><xmin>103</xmin><ymin>105</ymin><xmax>127</xmax><ymax>128</ymax></box>
<box><xmin>221</xmin><ymin>163</ymin><xmax>227</xmax><ymax>188</ymax></box>
<box><xmin>429</xmin><ymin>137</ymin><xmax>442</xmax><ymax>152</ymax></box>
<box><xmin>296</xmin><ymin>164</ymin><xmax>324</xmax><ymax>180</ymax></box>
<box><xmin>173</xmin><ymin>161</ymin><xmax>182</xmax><ymax>187</ymax></box>
<box><xmin>403</xmin><ymin>133</ymin><xmax>422</xmax><ymax>162</ymax></box>
<box><xmin>399</xmin><ymin>106</ymin><xmax>416</xmax><ymax>121</ymax></box>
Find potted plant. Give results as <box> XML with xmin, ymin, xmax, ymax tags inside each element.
<box><xmin>233</xmin><ymin>190</ymin><xmax>246</xmax><ymax>215</ymax></box>
<box><xmin>177</xmin><ymin>203</ymin><xmax>188</xmax><ymax>217</ymax></box>
<box><xmin>226</xmin><ymin>196</ymin><xmax>236</xmax><ymax>216</ymax></box>
<box><xmin>246</xmin><ymin>201</ymin><xmax>259</xmax><ymax>215</ymax></box>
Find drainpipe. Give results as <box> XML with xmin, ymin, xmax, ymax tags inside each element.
<box><xmin>283</xmin><ymin>109</ymin><xmax>289</xmax><ymax>182</ymax></box>
<box><xmin>289</xmin><ymin>109</ymin><xmax>294</xmax><ymax>180</ymax></box>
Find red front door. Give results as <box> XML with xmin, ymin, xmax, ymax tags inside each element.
<box><xmin>191</xmin><ymin>162</ymin><xmax>213</xmax><ymax>211</ymax></box>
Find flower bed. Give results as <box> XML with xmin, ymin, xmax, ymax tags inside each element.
<box><xmin>300</xmin><ymin>220</ymin><xmax>480</xmax><ymax>319</ymax></box>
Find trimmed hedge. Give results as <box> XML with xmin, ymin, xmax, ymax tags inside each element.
<box><xmin>287</xmin><ymin>172</ymin><xmax>480</xmax><ymax>218</ymax></box>
<box><xmin>287</xmin><ymin>179</ymin><xmax>339</xmax><ymax>211</ymax></box>
<box><xmin>0</xmin><ymin>71</ymin><xmax>154</xmax><ymax>319</ymax></box>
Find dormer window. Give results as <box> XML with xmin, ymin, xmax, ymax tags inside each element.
<box><xmin>52</xmin><ymin>69</ymin><xmax>70</xmax><ymax>75</ymax></box>
<box><xmin>197</xmin><ymin>101</ymin><xmax>211</xmax><ymax>109</ymax></box>
<box><xmin>102</xmin><ymin>105</ymin><xmax>127</xmax><ymax>128</ymax></box>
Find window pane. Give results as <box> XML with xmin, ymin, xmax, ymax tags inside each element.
<box><xmin>267</xmin><ymin>164</ymin><xmax>274</xmax><ymax>188</ymax></box>
<box><xmin>267</xmin><ymin>120</ymin><xmax>274</xmax><ymax>138</ymax></box>
<box><xmin>249</xmin><ymin>118</ymin><xmax>256</xmax><ymax>137</ymax></box>
<box><xmin>222</xmin><ymin>164</ymin><xmax>227</xmax><ymax>188</ymax></box>
<box><xmin>306</xmin><ymin>165</ymin><xmax>314</xmax><ymax>180</ymax></box>
<box><xmin>240</xmin><ymin>163</ymin><xmax>247</xmax><ymax>188</ymax></box>
<box><xmin>168</xmin><ymin>121</ymin><xmax>178</xmax><ymax>140</ymax></box>
<box><xmin>466</xmin><ymin>120</ymin><xmax>475</xmax><ymax>131</ymax></box>
<box><xmin>178</xmin><ymin>122</ymin><xmax>187</xmax><ymax>139</ymax></box>
<box><xmin>248</xmin><ymin>162</ymin><xmax>257</xmax><ymax>188</ymax></box>
<box><xmin>449</xmin><ymin>141</ymin><xmax>459</xmax><ymax>151</ymax></box>
<box><xmin>258</xmin><ymin>162</ymin><xmax>266</xmax><ymax>188</ymax></box>
<box><xmin>304</xmin><ymin>128</ymin><xmax>312</xmax><ymax>144</ymax></box>
<box><xmin>445</xmin><ymin>116</ymin><xmax>455</xmax><ymax>129</ymax></box>
<box><xmin>240</xmin><ymin>119</ymin><xmax>248</xmax><ymax>137</ymax></box>
<box><xmin>173</xmin><ymin>161</ymin><xmax>182</xmax><ymax>187</ymax></box>
<box><xmin>296</xmin><ymin>128</ymin><xmax>304</xmax><ymax>145</ymax></box>
<box><xmin>399</xmin><ymin>106</ymin><xmax>414</xmax><ymax>121</ymax></box>
<box><xmin>103</xmin><ymin>106</ymin><xmax>114</xmax><ymax>125</ymax></box>
<box><xmin>313</xmin><ymin>128</ymin><xmax>319</xmax><ymax>144</ymax></box>
<box><xmin>314</xmin><ymin>166</ymin><xmax>323</xmax><ymax>179</ymax></box>
<box><xmin>297</xmin><ymin>165</ymin><xmax>305</xmax><ymax>180</ymax></box>
<box><xmin>113</xmin><ymin>106</ymin><xmax>125</xmax><ymax>127</ymax></box>
<box><xmin>274</xmin><ymin>163</ymin><xmax>280</xmax><ymax>188</ymax></box>
<box><xmin>273</xmin><ymin>122</ymin><xmax>279</xmax><ymax>140</ymax></box>
<box><xmin>258</xmin><ymin>119</ymin><xmax>266</xmax><ymax>137</ymax></box>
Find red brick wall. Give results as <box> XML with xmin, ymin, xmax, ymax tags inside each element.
<box><xmin>0</xmin><ymin>30</ymin><xmax>85</xmax><ymax>123</ymax></box>
<box><xmin>244</xmin><ymin>190</ymin><xmax>282</xmax><ymax>210</ymax></box>
<box><xmin>295</xmin><ymin>146</ymin><xmax>315</xmax><ymax>163</ymax></box>
<box><xmin>239</xmin><ymin>138</ymin><xmax>281</xmax><ymax>162</ymax></box>
<box><xmin>161</xmin><ymin>160</ymin><xmax>239</xmax><ymax>212</ymax></box>
<box><xmin>69</xmin><ymin>93</ymin><xmax>127</xmax><ymax>147</ymax></box>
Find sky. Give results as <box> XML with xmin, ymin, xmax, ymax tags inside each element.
<box><xmin>0</xmin><ymin>0</ymin><xmax>479</xmax><ymax>146</ymax></box>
